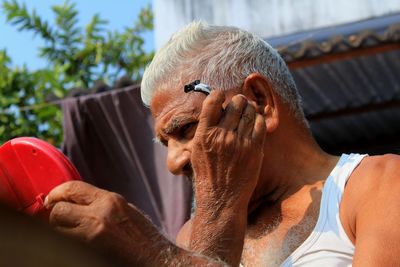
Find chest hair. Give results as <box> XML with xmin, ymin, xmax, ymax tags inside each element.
<box><xmin>241</xmin><ymin>190</ymin><xmax>321</xmax><ymax>266</ymax></box>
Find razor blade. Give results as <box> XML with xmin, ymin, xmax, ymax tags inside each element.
<box><xmin>184</xmin><ymin>80</ymin><xmax>212</xmax><ymax>95</ymax></box>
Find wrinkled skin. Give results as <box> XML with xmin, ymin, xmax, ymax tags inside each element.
<box><xmin>187</xmin><ymin>91</ymin><xmax>266</xmax><ymax>264</ymax></box>
<box><xmin>46</xmin><ymin>89</ymin><xmax>265</xmax><ymax>266</ymax></box>
<box><xmin>191</xmin><ymin>91</ymin><xmax>266</xmax><ymax>210</ymax></box>
<box><xmin>46</xmin><ymin>73</ymin><xmax>400</xmax><ymax>266</ymax></box>
<box><xmin>45</xmin><ymin>182</ymin><xmax>174</xmax><ymax>266</ymax></box>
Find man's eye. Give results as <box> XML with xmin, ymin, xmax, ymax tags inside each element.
<box><xmin>161</xmin><ymin>139</ymin><xmax>168</xmax><ymax>147</ymax></box>
<box><xmin>180</xmin><ymin>122</ymin><xmax>197</xmax><ymax>138</ymax></box>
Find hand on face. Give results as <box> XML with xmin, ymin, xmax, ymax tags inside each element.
<box><xmin>45</xmin><ymin>181</ymin><xmax>171</xmax><ymax>265</ymax></box>
<box><xmin>191</xmin><ymin>90</ymin><xmax>266</xmax><ymax>212</ymax></box>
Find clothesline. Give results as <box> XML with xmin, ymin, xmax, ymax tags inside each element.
<box><xmin>4</xmin><ymin>85</ymin><xmax>140</xmax><ymax>114</ymax></box>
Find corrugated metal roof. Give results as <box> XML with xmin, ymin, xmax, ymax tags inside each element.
<box><xmin>267</xmin><ymin>14</ymin><xmax>400</xmax><ymax>155</ymax></box>
<box><xmin>294</xmin><ymin>49</ymin><xmax>400</xmax><ymax>116</ymax></box>
<box><xmin>268</xmin><ymin>13</ymin><xmax>400</xmax><ymax>62</ymax></box>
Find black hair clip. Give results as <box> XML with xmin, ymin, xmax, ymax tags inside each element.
<box><xmin>184</xmin><ymin>80</ymin><xmax>212</xmax><ymax>95</ymax></box>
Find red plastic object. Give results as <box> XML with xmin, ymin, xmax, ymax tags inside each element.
<box><xmin>0</xmin><ymin>137</ymin><xmax>81</xmax><ymax>217</ymax></box>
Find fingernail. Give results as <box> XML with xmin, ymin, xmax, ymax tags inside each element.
<box><xmin>44</xmin><ymin>196</ymin><xmax>49</xmax><ymax>208</ymax></box>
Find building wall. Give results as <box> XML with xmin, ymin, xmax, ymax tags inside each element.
<box><xmin>154</xmin><ymin>0</ymin><xmax>400</xmax><ymax>49</ymax></box>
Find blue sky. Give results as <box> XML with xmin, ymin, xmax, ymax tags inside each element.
<box><xmin>0</xmin><ymin>0</ymin><xmax>154</xmax><ymax>70</ymax></box>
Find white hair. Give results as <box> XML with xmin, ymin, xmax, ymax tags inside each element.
<box><xmin>141</xmin><ymin>21</ymin><xmax>306</xmax><ymax>122</ymax></box>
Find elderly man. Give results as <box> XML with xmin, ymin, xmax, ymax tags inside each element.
<box><xmin>46</xmin><ymin>22</ymin><xmax>400</xmax><ymax>266</ymax></box>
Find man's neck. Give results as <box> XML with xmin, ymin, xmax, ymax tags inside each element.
<box><xmin>249</xmin><ymin>124</ymin><xmax>340</xmax><ymax>213</ymax></box>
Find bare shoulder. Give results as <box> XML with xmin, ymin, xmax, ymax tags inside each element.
<box><xmin>345</xmin><ymin>154</ymin><xmax>400</xmax><ymax>195</ymax></box>
<box><xmin>343</xmin><ymin>154</ymin><xmax>400</xmax><ymax>265</ymax></box>
<box><xmin>342</xmin><ymin>154</ymin><xmax>400</xmax><ymax>236</ymax></box>
<box><xmin>341</xmin><ymin>154</ymin><xmax>400</xmax><ymax>242</ymax></box>
<box><xmin>357</xmin><ymin>153</ymin><xmax>400</xmax><ymax>204</ymax></box>
<box><xmin>360</xmin><ymin>153</ymin><xmax>400</xmax><ymax>173</ymax></box>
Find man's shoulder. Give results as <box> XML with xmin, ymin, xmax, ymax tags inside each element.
<box><xmin>362</xmin><ymin>153</ymin><xmax>400</xmax><ymax>169</ymax></box>
<box><xmin>347</xmin><ymin>153</ymin><xmax>400</xmax><ymax>191</ymax></box>
<box><xmin>356</xmin><ymin>153</ymin><xmax>400</xmax><ymax>183</ymax></box>
<box><xmin>344</xmin><ymin>153</ymin><xmax>400</xmax><ymax>214</ymax></box>
<box><xmin>340</xmin><ymin>154</ymin><xmax>400</xmax><ymax>242</ymax></box>
<box><xmin>341</xmin><ymin>154</ymin><xmax>400</xmax><ymax>264</ymax></box>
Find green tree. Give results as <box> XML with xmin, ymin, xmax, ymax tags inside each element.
<box><xmin>0</xmin><ymin>0</ymin><xmax>153</xmax><ymax>145</ymax></box>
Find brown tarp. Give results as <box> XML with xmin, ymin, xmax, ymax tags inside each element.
<box><xmin>61</xmin><ymin>85</ymin><xmax>192</xmax><ymax>240</ymax></box>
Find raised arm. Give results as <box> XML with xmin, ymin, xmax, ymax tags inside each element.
<box><xmin>185</xmin><ymin>91</ymin><xmax>266</xmax><ymax>266</ymax></box>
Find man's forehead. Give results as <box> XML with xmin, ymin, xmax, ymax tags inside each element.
<box><xmin>150</xmin><ymin>86</ymin><xmax>205</xmax><ymax>119</ymax></box>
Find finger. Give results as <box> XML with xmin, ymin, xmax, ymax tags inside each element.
<box><xmin>237</xmin><ymin>103</ymin><xmax>256</xmax><ymax>137</ymax></box>
<box><xmin>219</xmin><ymin>95</ymin><xmax>247</xmax><ymax>131</ymax></box>
<box><xmin>53</xmin><ymin>225</ymin><xmax>83</xmax><ymax>239</ymax></box>
<box><xmin>53</xmin><ymin>224</ymin><xmax>93</xmax><ymax>242</ymax></box>
<box><xmin>197</xmin><ymin>90</ymin><xmax>225</xmax><ymax>132</ymax></box>
<box><xmin>49</xmin><ymin>201</ymin><xmax>87</xmax><ymax>228</ymax></box>
<box><xmin>45</xmin><ymin>181</ymin><xmax>103</xmax><ymax>208</ymax></box>
<box><xmin>252</xmin><ymin>114</ymin><xmax>266</xmax><ymax>146</ymax></box>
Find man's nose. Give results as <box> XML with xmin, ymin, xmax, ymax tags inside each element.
<box><xmin>167</xmin><ymin>139</ymin><xmax>191</xmax><ymax>175</ymax></box>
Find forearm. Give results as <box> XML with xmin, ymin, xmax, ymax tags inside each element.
<box><xmin>161</xmin><ymin>245</ymin><xmax>230</xmax><ymax>267</ymax></box>
<box><xmin>180</xmin><ymin>91</ymin><xmax>265</xmax><ymax>266</ymax></box>
<box><xmin>115</xmin><ymin>231</ymin><xmax>229</xmax><ymax>267</ymax></box>
<box><xmin>111</xmin><ymin>201</ymin><xmax>246</xmax><ymax>266</ymax></box>
<box><xmin>46</xmin><ymin>182</ymin><xmax>233</xmax><ymax>266</ymax></box>
<box><xmin>189</xmin><ymin>201</ymin><xmax>248</xmax><ymax>267</ymax></box>
<box><xmin>99</xmin><ymin>204</ymin><xmax>230</xmax><ymax>267</ymax></box>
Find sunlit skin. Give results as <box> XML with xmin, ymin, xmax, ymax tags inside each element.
<box><xmin>152</xmin><ymin>79</ymin><xmax>268</xmax><ymax>265</ymax></box>
<box><xmin>152</xmin><ymin>74</ymin><xmax>341</xmax><ymax>265</ymax></box>
<box><xmin>152</xmin><ymin>73</ymin><xmax>400</xmax><ymax>266</ymax></box>
<box><xmin>45</xmin><ymin>73</ymin><xmax>400</xmax><ymax>266</ymax></box>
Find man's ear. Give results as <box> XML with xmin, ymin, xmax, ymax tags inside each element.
<box><xmin>242</xmin><ymin>73</ymin><xmax>279</xmax><ymax>133</ymax></box>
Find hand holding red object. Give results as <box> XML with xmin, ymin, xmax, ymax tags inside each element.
<box><xmin>0</xmin><ymin>137</ymin><xmax>81</xmax><ymax>218</ymax></box>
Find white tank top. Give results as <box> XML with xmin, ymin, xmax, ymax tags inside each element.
<box><xmin>280</xmin><ymin>153</ymin><xmax>367</xmax><ymax>267</ymax></box>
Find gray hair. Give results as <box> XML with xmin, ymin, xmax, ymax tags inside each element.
<box><xmin>141</xmin><ymin>21</ymin><xmax>306</xmax><ymax>122</ymax></box>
